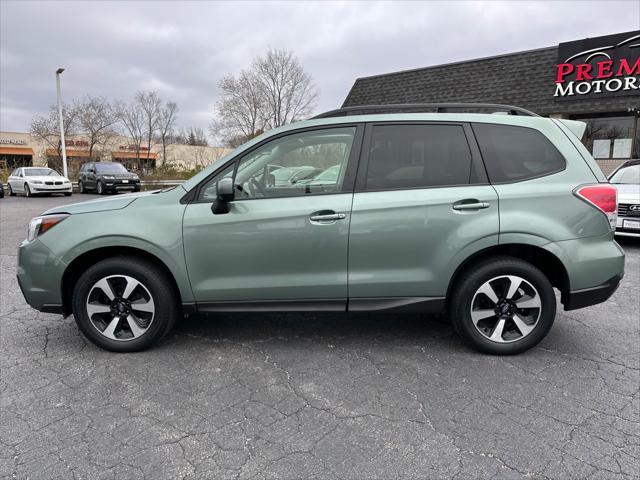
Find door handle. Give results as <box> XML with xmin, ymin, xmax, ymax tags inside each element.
<box><xmin>309</xmin><ymin>211</ymin><xmax>347</xmax><ymax>222</ymax></box>
<box><xmin>452</xmin><ymin>201</ymin><xmax>490</xmax><ymax>211</ymax></box>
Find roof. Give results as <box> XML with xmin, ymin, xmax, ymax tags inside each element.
<box><xmin>342</xmin><ymin>46</ymin><xmax>639</xmax><ymax>116</ymax></box>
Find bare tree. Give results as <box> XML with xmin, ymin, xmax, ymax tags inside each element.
<box><xmin>135</xmin><ymin>91</ymin><xmax>162</xmax><ymax>167</ymax></box>
<box><xmin>74</xmin><ymin>95</ymin><xmax>117</xmax><ymax>157</ymax></box>
<box><xmin>254</xmin><ymin>48</ymin><xmax>318</xmax><ymax>128</ymax></box>
<box><xmin>157</xmin><ymin>101</ymin><xmax>178</xmax><ymax>167</ymax></box>
<box><xmin>212</xmin><ymin>48</ymin><xmax>317</xmax><ymax>146</ymax></box>
<box><xmin>115</xmin><ymin>100</ymin><xmax>145</xmax><ymax>171</ymax></box>
<box><xmin>30</xmin><ymin>104</ymin><xmax>78</xmax><ymax>163</ymax></box>
<box><xmin>212</xmin><ymin>70</ymin><xmax>266</xmax><ymax>145</ymax></box>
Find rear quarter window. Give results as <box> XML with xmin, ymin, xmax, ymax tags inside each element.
<box><xmin>473</xmin><ymin>123</ymin><xmax>566</xmax><ymax>183</ymax></box>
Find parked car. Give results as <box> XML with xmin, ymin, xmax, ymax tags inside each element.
<box><xmin>77</xmin><ymin>162</ymin><xmax>140</xmax><ymax>195</ymax></box>
<box><xmin>272</xmin><ymin>165</ymin><xmax>321</xmax><ymax>186</ymax></box>
<box><xmin>608</xmin><ymin>160</ymin><xmax>640</xmax><ymax>236</ymax></box>
<box><xmin>0</xmin><ymin>182</ymin><xmax>4</xmax><ymax>198</ymax></box>
<box><xmin>17</xmin><ymin>103</ymin><xmax>625</xmax><ymax>354</ymax></box>
<box><xmin>7</xmin><ymin>167</ymin><xmax>72</xmax><ymax>197</ymax></box>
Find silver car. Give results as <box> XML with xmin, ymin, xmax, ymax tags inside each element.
<box><xmin>7</xmin><ymin>167</ymin><xmax>73</xmax><ymax>197</ymax></box>
<box><xmin>609</xmin><ymin>160</ymin><xmax>640</xmax><ymax>236</ymax></box>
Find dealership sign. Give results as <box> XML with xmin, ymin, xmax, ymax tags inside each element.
<box><xmin>554</xmin><ymin>30</ymin><xmax>640</xmax><ymax>99</ymax></box>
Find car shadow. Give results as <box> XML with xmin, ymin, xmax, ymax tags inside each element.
<box><xmin>168</xmin><ymin>311</ymin><xmax>461</xmax><ymax>350</ymax></box>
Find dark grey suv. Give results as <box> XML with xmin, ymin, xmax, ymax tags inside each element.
<box><xmin>78</xmin><ymin>162</ymin><xmax>140</xmax><ymax>195</ymax></box>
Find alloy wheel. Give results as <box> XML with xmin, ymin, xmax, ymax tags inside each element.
<box><xmin>97</xmin><ymin>182</ymin><xmax>104</xmax><ymax>195</ymax></box>
<box><xmin>470</xmin><ymin>275</ymin><xmax>542</xmax><ymax>343</ymax></box>
<box><xmin>24</xmin><ymin>184</ymin><xmax>30</xmax><ymax>197</ymax></box>
<box><xmin>86</xmin><ymin>275</ymin><xmax>155</xmax><ymax>341</ymax></box>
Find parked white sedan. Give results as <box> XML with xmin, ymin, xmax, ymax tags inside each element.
<box><xmin>609</xmin><ymin>160</ymin><xmax>640</xmax><ymax>236</ymax></box>
<box><xmin>7</xmin><ymin>167</ymin><xmax>73</xmax><ymax>197</ymax></box>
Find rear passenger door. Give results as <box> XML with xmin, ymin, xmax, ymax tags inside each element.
<box><xmin>348</xmin><ymin>122</ymin><xmax>499</xmax><ymax>309</ymax></box>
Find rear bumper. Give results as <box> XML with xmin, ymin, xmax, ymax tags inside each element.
<box><xmin>563</xmin><ymin>273</ymin><xmax>623</xmax><ymax>311</ymax></box>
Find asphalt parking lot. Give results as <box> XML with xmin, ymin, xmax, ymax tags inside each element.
<box><xmin>0</xmin><ymin>193</ymin><xmax>638</xmax><ymax>480</ymax></box>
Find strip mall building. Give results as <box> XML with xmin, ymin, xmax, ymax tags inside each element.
<box><xmin>343</xmin><ymin>30</ymin><xmax>640</xmax><ymax>175</ymax></box>
<box><xmin>0</xmin><ymin>132</ymin><xmax>228</xmax><ymax>175</ymax></box>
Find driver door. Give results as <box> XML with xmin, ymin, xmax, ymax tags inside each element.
<box><xmin>182</xmin><ymin>125</ymin><xmax>363</xmax><ymax>310</ymax></box>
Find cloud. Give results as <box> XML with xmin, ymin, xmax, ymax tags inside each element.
<box><xmin>1</xmin><ymin>0</ymin><xmax>638</xmax><ymax>141</ymax></box>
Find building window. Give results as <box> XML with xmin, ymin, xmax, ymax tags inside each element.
<box><xmin>578</xmin><ymin>116</ymin><xmax>636</xmax><ymax>160</ymax></box>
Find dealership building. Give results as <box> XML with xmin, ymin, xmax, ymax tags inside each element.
<box><xmin>343</xmin><ymin>30</ymin><xmax>640</xmax><ymax>175</ymax></box>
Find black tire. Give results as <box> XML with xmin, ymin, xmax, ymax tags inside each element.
<box><xmin>96</xmin><ymin>181</ymin><xmax>105</xmax><ymax>195</ymax></box>
<box><xmin>8</xmin><ymin>184</ymin><xmax>16</xmax><ymax>196</ymax></box>
<box><xmin>449</xmin><ymin>256</ymin><xmax>556</xmax><ymax>355</ymax></box>
<box><xmin>24</xmin><ymin>183</ymin><xmax>31</xmax><ymax>197</ymax></box>
<box><xmin>72</xmin><ymin>256</ymin><xmax>179</xmax><ymax>352</ymax></box>
<box><xmin>78</xmin><ymin>180</ymin><xmax>85</xmax><ymax>193</ymax></box>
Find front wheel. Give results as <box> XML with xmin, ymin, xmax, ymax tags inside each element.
<box><xmin>449</xmin><ymin>256</ymin><xmax>556</xmax><ymax>355</ymax></box>
<box><xmin>72</xmin><ymin>257</ymin><xmax>179</xmax><ymax>352</ymax></box>
<box><xmin>24</xmin><ymin>183</ymin><xmax>31</xmax><ymax>197</ymax></box>
<box><xmin>96</xmin><ymin>181</ymin><xmax>105</xmax><ymax>195</ymax></box>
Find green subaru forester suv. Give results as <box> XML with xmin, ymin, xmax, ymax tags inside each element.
<box><xmin>17</xmin><ymin>104</ymin><xmax>625</xmax><ymax>354</ymax></box>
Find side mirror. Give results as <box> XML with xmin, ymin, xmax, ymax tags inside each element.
<box><xmin>211</xmin><ymin>178</ymin><xmax>234</xmax><ymax>214</ymax></box>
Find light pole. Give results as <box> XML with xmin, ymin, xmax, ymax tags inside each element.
<box><xmin>55</xmin><ymin>67</ymin><xmax>68</xmax><ymax>178</ymax></box>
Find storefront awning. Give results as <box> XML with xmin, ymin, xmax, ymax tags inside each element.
<box><xmin>45</xmin><ymin>148</ymin><xmax>90</xmax><ymax>157</ymax></box>
<box><xmin>0</xmin><ymin>147</ymin><xmax>34</xmax><ymax>155</ymax></box>
<box><xmin>111</xmin><ymin>151</ymin><xmax>158</xmax><ymax>159</ymax></box>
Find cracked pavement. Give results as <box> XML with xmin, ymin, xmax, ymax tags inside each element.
<box><xmin>1</xmin><ymin>194</ymin><xmax>638</xmax><ymax>479</ymax></box>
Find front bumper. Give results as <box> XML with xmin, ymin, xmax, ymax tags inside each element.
<box><xmin>615</xmin><ymin>215</ymin><xmax>640</xmax><ymax>236</ymax></box>
<box><xmin>104</xmin><ymin>180</ymin><xmax>140</xmax><ymax>191</ymax></box>
<box><xmin>32</xmin><ymin>184</ymin><xmax>73</xmax><ymax>193</ymax></box>
<box><xmin>16</xmin><ymin>238</ymin><xmax>66</xmax><ymax>312</ymax></box>
<box><xmin>563</xmin><ymin>273</ymin><xmax>623</xmax><ymax>311</ymax></box>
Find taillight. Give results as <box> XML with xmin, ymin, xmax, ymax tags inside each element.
<box><xmin>574</xmin><ymin>184</ymin><xmax>617</xmax><ymax>230</ymax></box>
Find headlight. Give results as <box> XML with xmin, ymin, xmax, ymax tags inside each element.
<box><xmin>26</xmin><ymin>214</ymin><xmax>69</xmax><ymax>242</ymax></box>
<box><xmin>103</xmin><ymin>175</ymin><xmax>115</xmax><ymax>180</ymax></box>
<box><xmin>32</xmin><ymin>180</ymin><xmax>43</xmax><ymax>185</ymax></box>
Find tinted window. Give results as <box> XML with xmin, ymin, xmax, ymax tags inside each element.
<box><xmin>365</xmin><ymin>124</ymin><xmax>472</xmax><ymax>190</ymax></box>
<box><xmin>473</xmin><ymin>123</ymin><xmax>565</xmax><ymax>183</ymax></box>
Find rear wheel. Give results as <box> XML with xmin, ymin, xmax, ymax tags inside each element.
<box><xmin>72</xmin><ymin>257</ymin><xmax>179</xmax><ymax>352</ymax></box>
<box><xmin>78</xmin><ymin>180</ymin><xmax>85</xmax><ymax>193</ymax></box>
<box><xmin>449</xmin><ymin>256</ymin><xmax>556</xmax><ymax>355</ymax></box>
<box><xmin>8</xmin><ymin>184</ymin><xmax>15</xmax><ymax>196</ymax></box>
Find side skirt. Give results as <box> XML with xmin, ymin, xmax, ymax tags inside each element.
<box><xmin>191</xmin><ymin>297</ymin><xmax>446</xmax><ymax>314</ymax></box>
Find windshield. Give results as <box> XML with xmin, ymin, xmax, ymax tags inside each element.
<box><xmin>95</xmin><ymin>163</ymin><xmax>128</xmax><ymax>173</ymax></box>
<box><xmin>24</xmin><ymin>168</ymin><xmax>59</xmax><ymax>176</ymax></box>
<box><xmin>609</xmin><ymin>165</ymin><xmax>640</xmax><ymax>185</ymax></box>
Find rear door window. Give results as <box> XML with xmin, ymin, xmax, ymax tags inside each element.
<box><xmin>473</xmin><ymin>123</ymin><xmax>566</xmax><ymax>183</ymax></box>
<box><xmin>365</xmin><ymin>124</ymin><xmax>473</xmax><ymax>190</ymax></box>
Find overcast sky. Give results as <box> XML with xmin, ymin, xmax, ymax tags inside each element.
<box><xmin>1</xmin><ymin>0</ymin><xmax>638</xmax><ymax>140</ymax></box>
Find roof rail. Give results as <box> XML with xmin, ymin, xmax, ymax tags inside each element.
<box><xmin>313</xmin><ymin>103</ymin><xmax>540</xmax><ymax>119</ymax></box>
